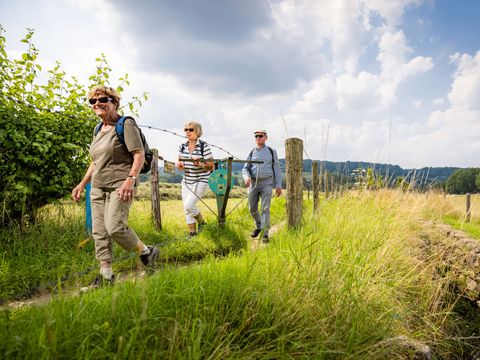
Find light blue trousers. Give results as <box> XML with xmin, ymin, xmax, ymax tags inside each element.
<box><xmin>248</xmin><ymin>178</ymin><xmax>273</xmax><ymax>235</ymax></box>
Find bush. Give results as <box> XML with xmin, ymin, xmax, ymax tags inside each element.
<box><xmin>0</xmin><ymin>27</ymin><xmax>146</xmax><ymax>225</ymax></box>
<box><xmin>445</xmin><ymin>168</ymin><xmax>480</xmax><ymax>194</ymax></box>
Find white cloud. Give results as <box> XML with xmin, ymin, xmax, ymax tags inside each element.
<box><xmin>292</xmin><ymin>29</ymin><xmax>433</xmax><ymax>115</ymax></box>
<box><xmin>364</xmin><ymin>0</ymin><xmax>424</xmax><ymax>28</ymax></box>
<box><xmin>418</xmin><ymin>51</ymin><xmax>480</xmax><ymax>166</ymax></box>
<box><xmin>413</xmin><ymin>100</ymin><xmax>422</xmax><ymax>108</ymax></box>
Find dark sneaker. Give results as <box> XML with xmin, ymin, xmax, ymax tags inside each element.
<box><xmin>140</xmin><ymin>246</ymin><xmax>159</xmax><ymax>266</ymax></box>
<box><xmin>197</xmin><ymin>222</ymin><xmax>207</xmax><ymax>233</ymax></box>
<box><xmin>80</xmin><ymin>274</ymin><xmax>115</xmax><ymax>293</ymax></box>
<box><xmin>250</xmin><ymin>229</ymin><xmax>262</xmax><ymax>238</ymax></box>
<box><xmin>262</xmin><ymin>234</ymin><xmax>269</xmax><ymax>243</ymax></box>
<box><xmin>187</xmin><ymin>232</ymin><xmax>197</xmax><ymax>240</ymax></box>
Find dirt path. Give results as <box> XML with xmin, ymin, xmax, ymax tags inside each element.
<box><xmin>4</xmin><ymin>221</ymin><xmax>286</xmax><ymax>310</ymax></box>
<box><xmin>250</xmin><ymin>221</ymin><xmax>285</xmax><ymax>251</ymax></box>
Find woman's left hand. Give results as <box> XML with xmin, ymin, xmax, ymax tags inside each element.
<box><xmin>117</xmin><ymin>178</ymin><xmax>135</xmax><ymax>201</ymax></box>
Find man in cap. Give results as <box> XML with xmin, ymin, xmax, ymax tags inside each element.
<box><xmin>242</xmin><ymin>129</ymin><xmax>282</xmax><ymax>243</ymax></box>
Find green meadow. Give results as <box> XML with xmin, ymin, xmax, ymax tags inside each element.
<box><xmin>1</xmin><ymin>189</ymin><xmax>479</xmax><ymax>359</ymax></box>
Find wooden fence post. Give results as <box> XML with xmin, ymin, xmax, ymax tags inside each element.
<box><xmin>285</xmin><ymin>138</ymin><xmax>303</xmax><ymax>228</ymax></box>
<box><xmin>312</xmin><ymin>161</ymin><xmax>319</xmax><ymax>211</ymax></box>
<box><xmin>320</xmin><ymin>162</ymin><xmax>324</xmax><ymax>192</ymax></box>
<box><xmin>150</xmin><ymin>149</ymin><xmax>162</xmax><ymax>230</ymax></box>
<box><xmin>466</xmin><ymin>193</ymin><xmax>471</xmax><ymax>223</ymax></box>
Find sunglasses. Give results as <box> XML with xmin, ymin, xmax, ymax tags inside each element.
<box><xmin>255</xmin><ymin>134</ymin><xmax>265</xmax><ymax>138</ymax></box>
<box><xmin>184</xmin><ymin>128</ymin><xmax>195</xmax><ymax>132</ymax></box>
<box><xmin>88</xmin><ymin>96</ymin><xmax>112</xmax><ymax>105</ymax></box>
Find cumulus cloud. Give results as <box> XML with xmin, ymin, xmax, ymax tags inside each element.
<box><xmin>292</xmin><ymin>29</ymin><xmax>433</xmax><ymax>115</ymax></box>
<box><xmin>418</xmin><ymin>51</ymin><xmax>480</xmax><ymax>166</ymax></box>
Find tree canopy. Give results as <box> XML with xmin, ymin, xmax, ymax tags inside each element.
<box><xmin>0</xmin><ymin>27</ymin><xmax>146</xmax><ymax>225</ymax></box>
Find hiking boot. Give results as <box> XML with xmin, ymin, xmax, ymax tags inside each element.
<box><xmin>140</xmin><ymin>246</ymin><xmax>159</xmax><ymax>266</ymax></box>
<box><xmin>197</xmin><ymin>222</ymin><xmax>207</xmax><ymax>233</ymax></box>
<box><xmin>80</xmin><ymin>274</ymin><xmax>115</xmax><ymax>293</ymax></box>
<box><xmin>262</xmin><ymin>234</ymin><xmax>270</xmax><ymax>243</ymax></box>
<box><xmin>250</xmin><ymin>229</ymin><xmax>262</xmax><ymax>238</ymax></box>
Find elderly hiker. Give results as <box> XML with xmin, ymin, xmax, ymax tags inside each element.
<box><xmin>72</xmin><ymin>85</ymin><xmax>159</xmax><ymax>290</ymax></box>
<box><xmin>176</xmin><ymin>121</ymin><xmax>214</xmax><ymax>238</ymax></box>
<box><xmin>242</xmin><ymin>129</ymin><xmax>282</xmax><ymax>243</ymax></box>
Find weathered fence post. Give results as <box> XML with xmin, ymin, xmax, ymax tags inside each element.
<box><xmin>150</xmin><ymin>149</ymin><xmax>162</xmax><ymax>230</ymax></box>
<box><xmin>285</xmin><ymin>138</ymin><xmax>303</xmax><ymax>228</ymax></box>
<box><xmin>312</xmin><ymin>161</ymin><xmax>319</xmax><ymax>211</ymax></box>
<box><xmin>320</xmin><ymin>162</ymin><xmax>324</xmax><ymax>192</ymax></box>
<box><xmin>466</xmin><ymin>193</ymin><xmax>471</xmax><ymax>223</ymax></box>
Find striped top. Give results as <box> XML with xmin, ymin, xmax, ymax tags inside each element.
<box><xmin>178</xmin><ymin>139</ymin><xmax>213</xmax><ymax>184</ymax></box>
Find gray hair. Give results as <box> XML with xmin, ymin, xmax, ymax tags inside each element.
<box><xmin>184</xmin><ymin>121</ymin><xmax>203</xmax><ymax>138</ymax></box>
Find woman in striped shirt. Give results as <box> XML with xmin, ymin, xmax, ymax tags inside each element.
<box><xmin>176</xmin><ymin>121</ymin><xmax>214</xmax><ymax>237</ymax></box>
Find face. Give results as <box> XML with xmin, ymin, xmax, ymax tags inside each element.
<box><xmin>255</xmin><ymin>133</ymin><xmax>267</xmax><ymax>146</ymax></box>
<box><xmin>89</xmin><ymin>92</ymin><xmax>116</xmax><ymax>118</ymax></box>
<box><xmin>184</xmin><ymin>124</ymin><xmax>198</xmax><ymax>140</ymax></box>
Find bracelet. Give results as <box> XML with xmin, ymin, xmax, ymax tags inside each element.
<box><xmin>128</xmin><ymin>175</ymin><xmax>137</xmax><ymax>180</ymax></box>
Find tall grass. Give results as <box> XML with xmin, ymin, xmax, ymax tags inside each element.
<box><xmin>0</xmin><ymin>195</ymin><xmax>262</xmax><ymax>302</ymax></box>
<box><xmin>1</xmin><ymin>190</ymin><xmax>477</xmax><ymax>358</ymax></box>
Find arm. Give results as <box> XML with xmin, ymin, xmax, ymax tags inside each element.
<box><xmin>273</xmin><ymin>149</ymin><xmax>282</xmax><ymax>196</ymax></box>
<box><xmin>242</xmin><ymin>151</ymin><xmax>253</xmax><ymax>187</ymax></box>
<box><xmin>176</xmin><ymin>144</ymin><xmax>185</xmax><ymax>170</ymax></box>
<box><xmin>116</xmin><ymin>149</ymin><xmax>144</xmax><ymax>201</ymax></box>
<box><xmin>193</xmin><ymin>143</ymin><xmax>214</xmax><ymax>171</ymax></box>
<box><xmin>72</xmin><ymin>162</ymin><xmax>94</xmax><ymax>201</ymax></box>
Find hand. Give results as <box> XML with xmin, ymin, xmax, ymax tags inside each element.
<box><xmin>275</xmin><ymin>188</ymin><xmax>282</xmax><ymax>197</ymax></box>
<box><xmin>192</xmin><ymin>156</ymin><xmax>201</xmax><ymax>167</ymax></box>
<box><xmin>116</xmin><ymin>178</ymin><xmax>135</xmax><ymax>202</ymax></box>
<box><xmin>72</xmin><ymin>184</ymin><xmax>85</xmax><ymax>202</ymax></box>
<box><xmin>176</xmin><ymin>161</ymin><xmax>184</xmax><ymax>170</ymax></box>
<box><xmin>244</xmin><ymin>178</ymin><xmax>251</xmax><ymax>187</ymax></box>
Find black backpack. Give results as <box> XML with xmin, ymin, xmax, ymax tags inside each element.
<box><xmin>180</xmin><ymin>139</ymin><xmax>207</xmax><ymax>157</ymax></box>
<box><xmin>247</xmin><ymin>146</ymin><xmax>276</xmax><ymax>182</ymax></box>
<box><xmin>94</xmin><ymin>116</ymin><xmax>153</xmax><ymax>174</ymax></box>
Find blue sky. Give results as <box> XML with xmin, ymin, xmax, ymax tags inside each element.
<box><xmin>1</xmin><ymin>0</ymin><xmax>479</xmax><ymax>168</ymax></box>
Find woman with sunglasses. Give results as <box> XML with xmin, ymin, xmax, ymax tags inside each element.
<box><xmin>176</xmin><ymin>121</ymin><xmax>214</xmax><ymax>238</ymax></box>
<box><xmin>72</xmin><ymin>85</ymin><xmax>159</xmax><ymax>290</ymax></box>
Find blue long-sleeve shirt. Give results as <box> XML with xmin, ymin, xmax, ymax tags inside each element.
<box><xmin>242</xmin><ymin>145</ymin><xmax>282</xmax><ymax>188</ymax></box>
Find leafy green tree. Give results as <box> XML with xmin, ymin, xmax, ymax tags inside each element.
<box><xmin>0</xmin><ymin>27</ymin><xmax>146</xmax><ymax>225</ymax></box>
<box><xmin>445</xmin><ymin>168</ymin><xmax>480</xmax><ymax>194</ymax></box>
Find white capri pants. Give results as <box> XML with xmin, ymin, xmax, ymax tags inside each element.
<box><xmin>181</xmin><ymin>181</ymin><xmax>209</xmax><ymax>224</ymax></box>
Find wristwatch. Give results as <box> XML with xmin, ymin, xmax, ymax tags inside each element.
<box><xmin>128</xmin><ymin>175</ymin><xmax>137</xmax><ymax>180</ymax></box>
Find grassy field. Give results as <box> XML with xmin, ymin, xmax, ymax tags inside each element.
<box><xmin>0</xmin><ymin>190</ymin><xmax>273</xmax><ymax>302</ymax></box>
<box><xmin>1</xmin><ymin>190</ymin><xmax>480</xmax><ymax>358</ymax></box>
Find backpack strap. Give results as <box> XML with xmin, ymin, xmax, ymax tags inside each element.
<box><xmin>115</xmin><ymin>116</ymin><xmax>130</xmax><ymax>145</ymax></box>
<box><xmin>247</xmin><ymin>148</ymin><xmax>254</xmax><ymax>170</ymax></box>
<box><xmin>267</xmin><ymin>146</ymin><xmax>274</xmax><ymax>164</ymax></box>
<box><xmin>94</xmin><ymin>116</ymin><xmax>130</xmax><ymax>145</ymax></box>
<box><xmin>94</xmin><ymin>122</ymin><xmax>102</xmax><ymax>135</ymax></box>
<box><xmin>250</xmin><ymin>146</ymin><xmax>275</xmax><ymax>183</ymax></box>
<box><xmin>199</xmin><ymin>139</ymin><xmax>206</xmax><ymax>158</ymax></box>
<box><xmin>267</xmin><ymin>146</ymin><xmax>275</xmax><ymax>184</ymax></box>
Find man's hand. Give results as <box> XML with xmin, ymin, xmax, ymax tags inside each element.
<box><xmin>275</xmin><ymin>188</ymin><xmax>282</xmax><ymax>197</ymax></box>
<box><xmin>176</xmin><ymin>161</ymin><xmax>185</xmax><ymax>170</ymax></box>
<box><xmin>244</xmin><ymin>177</ymin><xmax>251</xmax><ymax>187</ymax></box>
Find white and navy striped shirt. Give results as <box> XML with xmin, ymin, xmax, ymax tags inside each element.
<box><xmin>178</xmin><ymin>139</ymin><xmax>213</xmax><ymax>184</ymax></box>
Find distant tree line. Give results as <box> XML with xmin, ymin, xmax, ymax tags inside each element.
<box><xmin>445</xmin><ymin>168</ymin><xmax>480</xmax><ymax>194</ymax></box>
